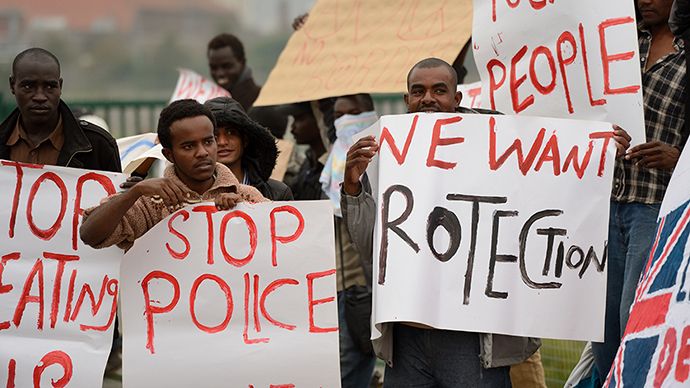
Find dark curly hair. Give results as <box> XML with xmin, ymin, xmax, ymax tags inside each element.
<box><xmin>157</xmin><ymin>99</ymin><xmax>216</xmax><ymax>150</ymax></box>
<box><xmin>207</xmin><ymin>33</ymin><xmax>246</xmax><ymax>63</ymax></box>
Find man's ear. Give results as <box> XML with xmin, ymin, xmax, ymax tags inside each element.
<box><xmin>9</xmin><ymin>76</ymin><xmax>15</xmax><ymax>95</ymax></box>
<box><xmin>454</xmin><ymin>90</ymin><xmax>463</xmax><ymax>108</ymax></box>
<box><xmin>404</xmin><ymin>93</ymin><xmax>410</xmax><ymax>110</ymax></box>
<box><xmin>162</xmin><ymin>148</ymin><xmax>174</xmax><ymax>164</ymax></box>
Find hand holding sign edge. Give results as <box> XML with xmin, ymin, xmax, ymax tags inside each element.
<box><xmin>343</xmin><ymin>135</ymin><xmax>379</xmax><ymax>195</ymax></box>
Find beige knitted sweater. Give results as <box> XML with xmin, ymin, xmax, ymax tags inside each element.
<box><xmin>84</xmin><ymin>163</ymin><xmax>267</xmax><ymax>250</ymax></box>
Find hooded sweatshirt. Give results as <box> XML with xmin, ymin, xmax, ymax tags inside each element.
<box><xmin>204</xmin><ymin>97</ymin><xmax>293</xmax><ymax>201</ymax></box>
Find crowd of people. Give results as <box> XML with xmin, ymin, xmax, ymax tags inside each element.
<box><xmin>0</xmin><ymin>0</ymin><xmax>687</xmax><ymax>387</ymax></box>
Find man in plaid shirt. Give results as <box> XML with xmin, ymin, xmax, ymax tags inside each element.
<box><xmin>592</xmin><ymin>0</ymin><xmax>688</xmax><ymax>384</ymax></box>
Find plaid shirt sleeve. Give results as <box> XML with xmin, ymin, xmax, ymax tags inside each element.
<box><xmin>612</xmin><ymin>27</ymin><xmax>688</xmax><ymax>204</ymax></box>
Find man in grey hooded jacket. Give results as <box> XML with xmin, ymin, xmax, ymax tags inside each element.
<box><xmin>340</xmin><ymin>58</ymin><xmax>540</xmax><ymax>387</ymax></box>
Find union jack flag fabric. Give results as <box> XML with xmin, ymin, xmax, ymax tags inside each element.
<box><xmin>604</xmin><ymin>197</ymin><xmax>690</xmax><ymax>387</ymax></box>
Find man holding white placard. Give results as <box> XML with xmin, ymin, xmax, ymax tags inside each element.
<box><xmin>80</xmin><ymin>99</ymin><xmax>267</xmax><ymax>251</ymax></box>
<box><xmin>340</xmin><ymin>58</ymin><xmax>538</xmax><ymax>387</ymax></box>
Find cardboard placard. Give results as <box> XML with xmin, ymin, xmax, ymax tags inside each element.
<box><xmin>255</xmin><ymin>0</ymin><xmax>473</xmax><ymax>106</ymax></box>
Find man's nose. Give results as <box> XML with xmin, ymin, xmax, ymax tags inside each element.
<box><xmin>421</xmin><ymin>90</ymin><xmax>434</xmax><ymax>103</ymax></box>
<box><xmin>197</xmin><ymin>144</ymin><xmax>210</xmax><ymax>158</ymax></box>
<box><xmin>33</xmin><ymin>87</ymin><xmax>48</xmax><ymax>102</ymax></box>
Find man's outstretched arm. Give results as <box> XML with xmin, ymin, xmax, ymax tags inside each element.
<box><xmin>80</xmin><ymin>178</ymin><xmax>188</xmax><ymax>247</ymax></box>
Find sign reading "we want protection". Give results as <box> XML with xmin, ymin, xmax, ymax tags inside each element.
<box><xmin>363</xmin><ymin>113</ymin><xmax>616</xmax><ymax>342</ymax></box>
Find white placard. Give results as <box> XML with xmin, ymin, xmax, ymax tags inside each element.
<box><xmin>458</xmin><ymin>81</ymin><xmax>482</xmax><ymax>109</ymax></box>
<box><xmin>116</xmin><ymin>133</ymin><xmax>166</xmax><ymax>174</ymax></box>
<box><xmin>120</xmin><ymin>200</ymin><xmax>340</xmax><ymax>388</ymax></box>
<box><xmin>472</xmin><ymin>0</ymin><xmax>646</xmax><ymax>145</ymax></box>
<box><xmin>170</xmin><ymin>69</ymin><xmax>231</xmax><ymax>104</ymax></box>
<box><xmin>0</xmin><ymin>161</ymin><xmax>126</xmax><ymax>386</ymax></box>
<box><xmin>368</xmin><ymin>113</ymin><xmax>616</xmax><ymax>341</ymax></box>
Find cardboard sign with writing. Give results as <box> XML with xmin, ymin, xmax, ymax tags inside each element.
<box><xmin>366</xmin><ymin>113</ymin><xmax>615</xmax><ymax>341</ymax></box>
<box><xmin>604</xmin><ymin>146</ymin><xmax>690</xmax><ymax>388</ymax></box>
<box><xmin>472</xmin><ymin>0</ymin><xmax>646</xmax><ymax>145</ymax></box>
<box><xmin>255</xmin><ymin>0</ymin><xmax>473</xmax><ymax>106</ymax></box>
<box><xmin>120</xmin><ymin>201</ymin><xmax>340</xmax><ymax>387</ymax></box>
<box><xmin>0</xmin><ymin>161</ymin><xmax>125</xmax><ymax>387</ymax></box>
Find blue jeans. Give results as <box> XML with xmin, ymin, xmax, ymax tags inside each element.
<box><xmin>384</xmin><ymin>324</ymin><xmax>511</xmax><ymax>388</ymax></box>
<box><xmin>338</xmin><ymin>291</ymin><xmax>377</xmax><ymax>388</ymax></box>
<box><xmin>592</xmin><ymin>200</ymin><xmax>660</xmax><ymax>385</ymax></box>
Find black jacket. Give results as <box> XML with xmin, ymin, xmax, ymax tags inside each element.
<box><xmin>0</xmin><ymin>100</ymin><xmax>121</xmax><ymax>173</ymax></box>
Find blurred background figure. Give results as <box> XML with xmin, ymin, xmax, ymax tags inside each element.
<box><xmin>321</xmin><ymin>94</ymin><xmax>380</xmax><ymax>388</ymax></box>
<box><xmin>207</xmin><ymin>33</ymin><xmax>261</xmax><ymax>111</ymax></box>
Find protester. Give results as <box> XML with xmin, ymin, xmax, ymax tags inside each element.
<box><xmin>320</xmin><ymin>94</ymin><xmax>379</xmax><ymax>388</ymax></box>
<box><xmin>80</xmin><ymin>99</ymin><xmax>267</xmax><ymax>250</ymax></box>
<box><xmin>248</xmin><ymin>104</ymin><xmax>289</xmax><ymax>139</ymax></box>
<box><xmin>591</xmin><ymin>0</ymin><xmax>687</xmax><ymax>384</ymax></box>
<box><xmin>284</xmin><ymin>101</ymin><xmax>329</xmax><ymax>200</ymax></box>
<box><xmin>203</xmin><ymin>96</ymin><xmax>293</xmax><ymax>200</ymax></box>
<box><xmin>0</xmin><ymin>46</ymin><xmax>124</xmax><ymax>379</ymax></box>
<box><xmin>207</xmin><ymin>33</ymin><xmax>261</xmax><ymax>111</ymax></box>
<box><xmin>0</xmin><ymin>47</ymin><xmax>120</xmax><ymax>173</ymax></box>
<box><xmin>340</xmin><ymin>58</ymin><xmax>541</xmax><ymax>387</ymax></box>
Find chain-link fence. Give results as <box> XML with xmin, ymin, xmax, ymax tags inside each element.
<box><xmin>542</xmin><ymin>340</ymin><xmax>587</xmax><ymax>387</ymax></box>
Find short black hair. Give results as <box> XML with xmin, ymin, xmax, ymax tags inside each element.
<box><xmin>12</xmin><ymin>48</ymin><xmax>60</xmax><ymax>77</ymax></box>
<box><xmin>207</xmin><ymin>33</ymin><xmax>246</xmax><ymax>63</ymax></box>
<box><xmin>157</xmin><ymin>99</ymin><xmax>217</xmax><ymax>150</ymax></box>
<box><xmin>407</xmin><ymin>58</ymin><xmax>458</xmax><ymax>89</ymax></box>
<box><xmin>337</xmin><ymin>93</ymin><xmax>375</xmax><ymax>112</ymax></box>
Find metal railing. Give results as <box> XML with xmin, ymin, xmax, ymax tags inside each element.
<box><xmin>0</xmin><ymin>94</ymin><xmax>408</xmax><ymax>139</ymax></box>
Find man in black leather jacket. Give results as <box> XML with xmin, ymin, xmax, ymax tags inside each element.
<box><xmin>0</xmin><ymin>48</ymin><xmax>120</xmax><ymax>173</ymax></box>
